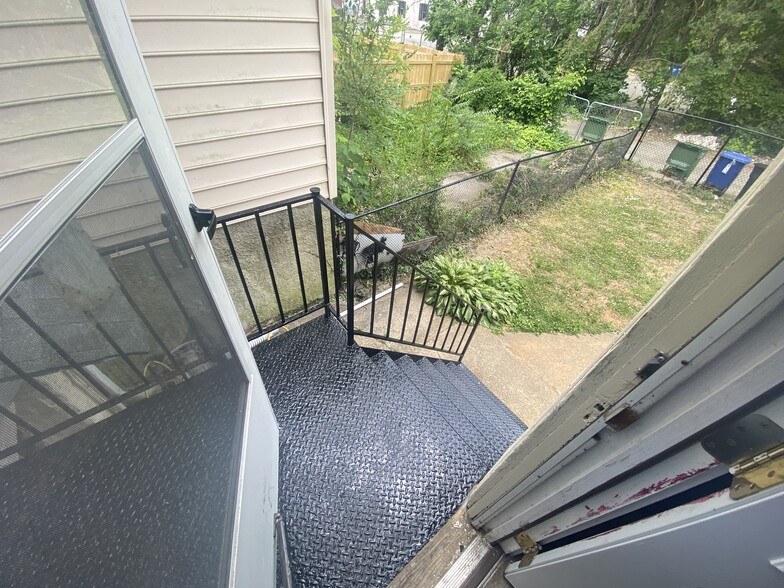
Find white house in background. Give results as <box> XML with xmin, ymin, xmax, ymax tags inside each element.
<box><xmin>393</xmin><ymin>1</ymin><xmax>435</xmax><ymax>48</ymax></box>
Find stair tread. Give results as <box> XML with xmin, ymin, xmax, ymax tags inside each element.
<box><xmin>252</xmin><ymin>316</ymin><xmax>494</xmax><ymax>588</ymax></box>
<box><xmin>392</xmin><ymin>355</ymin><xmax>494</xmax><ymax>464</ymax></box>
<box><xmin>433</xmin><ymin>360</ymin><xmax>526</xmax><ymax>446</ymax></box>
<box><xmin>414</xmin><ymin>358</ymin><xmax>509</xmax><ymax>459</ymax></box>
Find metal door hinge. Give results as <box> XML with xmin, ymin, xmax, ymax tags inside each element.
<box><xmin>513</xmin><ymin>532</ymin><xmax>540</xmax><ymax>568</ymax></box>
<box><xmin>730</xmin><ymin>446</ymin><xmax>784</xmax><ymax>500</ymax></box>
<box><xmin>701</xmin><ymin>414</ymin><xmax>784</xmax><ymax>500</ymax></box>
<box><xmin>636</xmin><ymin>352</ymin><xmax>669</xmax><ymax>380</ymax></box>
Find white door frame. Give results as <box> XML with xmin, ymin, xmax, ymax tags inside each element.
<box><xmin>0</xmin><ymin>1</ymin><xmax>279</xmax><ymax>585</ymax></box>
<box><xmin>468</xmin><ymin>153</ymin><xmax>784</xmax><ymax>532</ymax></box>
<box><xmin>505</xmin><ymin>485</ymin><xmax>784</xmax><ymax>588</ymax></box>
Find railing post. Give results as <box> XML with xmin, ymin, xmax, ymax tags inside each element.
<box><xmin>497</xmin><ymin>160</ymin><xmax>521</xmax><ymax>219</ymax></box>
<box><xmin>576</xmin><ymin>140</ymin><xmax>602</xmax><ymax>185</ymax></box>
<box><xmin>628</xmin><ymin>106</ymin><xmax>657</xmax><ymax>162</ymax></box>
<box><xmin>345</xmin><ymin>213</ymin><xmax>356</xmax><ymax>347</ymax></box>
<box><xmin>458</xmin><ymin>306</ymin><xmax>486</xmax><ymax>363</ymax></box>
<box><xmin>310</xmin><ymin>187</ymin><xmax>331</xmax><ymax>317</ymax></box>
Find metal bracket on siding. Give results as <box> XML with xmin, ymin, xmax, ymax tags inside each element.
<box><xmin>701</xmin><ymin>414</ymin><xmax>784</xmax><ymax>500</ymax></box>
<box><xmin>513</xmin><ymin>532</ymin><xmax>540</xmax><ymax>568</ymax></box>
<box><xmin>188</xmin><ymin>204</ymin><xmax>217</xmax><ymax>240</ymax></box>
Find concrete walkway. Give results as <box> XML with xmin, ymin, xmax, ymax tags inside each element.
<box><xmin>353</xmin><ymin>282</ymin><xmax>616</xmax><ymax>426</ymax></box>
<box><xmin>461</xmin><ymin>327</ymin><xmax>616</xmax><ymax>425</ymax></box>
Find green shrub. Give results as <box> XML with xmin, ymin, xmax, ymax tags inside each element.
<box><xmin>454</xmin><ymin>67</ymin><xmax>585</xmax><ymax>127</ymax></box>
<box><xmin>414</xmin><ymin>254</ymin><xmax>526</xmax><ymax>330</ymax></box>
<box><xmin>578</xmin><ymin>69</ymin><xmax>630</xmax><ymax>104</ymax></box>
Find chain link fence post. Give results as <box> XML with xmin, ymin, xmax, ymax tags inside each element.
<box><xmin>497</xmin><ymin>160</ymin><xmax>522</xmax><ymax>219</ymax></box>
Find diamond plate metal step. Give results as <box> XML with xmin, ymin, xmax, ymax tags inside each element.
<box><xmin>433</xmin><ymin>360</ymin><xmax>524</xmax><ymax>448</ymax></box>
<box><xmin>253</xmin><ymin>316</ymin><xmax>526</xmax><ymax>587</ymax></box>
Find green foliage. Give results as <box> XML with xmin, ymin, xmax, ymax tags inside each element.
<box><xmin>504</xmin><ymin>124</ymin><xmax>576</xmax><ymax>152</ymax></box>
<box><xmin>426</xmin><ymin>0</ymin><xmax>590</xmax><ymax>74</ymax></box>
<box><xmin>675</xmin><ymin>0</ymin><xmax>784</xmax><ymax>136</ymax></box>
<box><xmin>414</xmin><ymin>254</ymin><xmax>527</xmax><ymax>330</ymax></box>
<box><xmin>454</xmin><ymin>68</ymin><xmax>585</xmax><ymax>127</ymax></box>
<box><xmin>578</xmin><ymin>69</ymin><xmax>630</xmax><ymax>103</ymax></box>
<box><xmin>333</xmin><ymin>0</ymin><xmax>406</xmax><ymax>135</ymax></box>
<box><xmin>335</xmin><ymin>94</ymin><xmax>533</xmax><ymax>210</ymax></box>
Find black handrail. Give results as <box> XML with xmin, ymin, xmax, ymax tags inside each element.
<box><xmin>349</xmin><ymin>223</ymin><xmax>485</xmax><ymax>359</ymax></box>
<box><xmin>215</xmin><ymin>128</ymin><xmax>640</xmax><ymax>359</ymax></box>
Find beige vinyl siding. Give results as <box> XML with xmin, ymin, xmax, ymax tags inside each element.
<box><xmin>0</xmin><ymin>0</ymin><xmax>336</xmax><ymax>237</ymax></box>
<box><xmin>127</xmin><ymin>0</ymin><xmax>336</xmax><ymax>216</ymax></box>
<box><xmin>0</xmin><ymin>3</ymin><xmax>129</xmax><ymax>237</ymax></box>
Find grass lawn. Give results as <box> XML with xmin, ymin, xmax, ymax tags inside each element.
<box><xmin>469</xmin><ymin>167</ymin><xmax>734</xmax><ymax>334</ymax></box>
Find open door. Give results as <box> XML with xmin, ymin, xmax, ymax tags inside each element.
<box><xmin>465</xmin><ymin>153</ymin><xmax>784</xmax><ymax>586</ymax></box>
<box><xmin>0</xmin><ymin>1</ymin><xmax>278</xmax><ymax>586</ymax></box>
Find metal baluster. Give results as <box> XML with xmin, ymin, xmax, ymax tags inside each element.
<box><xmin>459</xmin><ymin>307</ymin><xmax>486</xmax><ymax>363</ymax></box>
<box><xmin>329</xmin><ymin>212</ymin><xmax>341</xmax><ymax>317</ymax></box>
<box><xmin>433</xmin><ymin>292</ymin><xmax>450</xmax><ymax>349</ymax></box>
<box><xmin>311</xmin><ymin>188</ymin><xmax>331</xmax><ymax>316</ymax></box>
<box><xmin>423</xmin><ymin>286</ymin><xmax>440</xmax><ymax>347</ymax></box>
<box><xmin>255</xmin><ymin>212</ymin><xmax>286</xmax><ymax>323</ymax></box>
<box><xmin>385</xmin><ymin>258</ymin><xmax>399</xmax><ymax>338</ymax></box>
<box><xmin>399</xmin><ymin>266</ymin><xmax>416</xmax><ymax>341</ymax></box>
<box><xmin>288</xmin><ymin>204</ymin><xmax>309</xmax><ymax>313</ymax></box>
<box><xmin>345</xmin><ymin>215</ymin><xmax>356</xmax><ymax>346</ymax></box>
<box><xmin>369</xmin><ymin>248</ymin><xmax>379</xmax><ymax>334</ymax></box>
<box><xmin>448</xmin><ymin>303</ymin><xmax>465</xmax><ymax>353</ymax></box>
<box><xmin>441</xmin><ymin>299</ymin><xmax>457</xmax><ymax>351</ymax></box>
<box><xmin>221</xmin><ymin>221</ymin><xmax>263</xmax><ymax>335</ymax></box>
<box><xmin>413</xmin><ymin>277</ymin><xmax>429</xmax><ymax>344</ymax></box>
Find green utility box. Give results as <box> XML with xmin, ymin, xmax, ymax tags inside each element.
<box><xmin>664</xmin><ymin>141</ymin><xmax>709</xmax><ymax>180</ymax></box>
<box><xmin>581</xmin><ymin>116</ymin><xmax>613</xmax><ymax>142</ymax></box>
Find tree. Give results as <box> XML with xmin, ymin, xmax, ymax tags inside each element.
<box><xmin>426</xmin><ymin>0</ymin><xmax>589</xmax><ymax>76</ymax></box>
<box><xmin>675</xmin><ymin>0</ymin><xmax>784</xmax><ymax>135</ymax></box>
<box><xmin>333</xmin><ymin>0</ymin><xmax>405</xmax><ymax>140</ymax></box>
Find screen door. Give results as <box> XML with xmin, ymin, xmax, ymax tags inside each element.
<box><xmin>0</xmin><ymin>1</ymin><xmax>278</xmax><ymax>586</ymax></box>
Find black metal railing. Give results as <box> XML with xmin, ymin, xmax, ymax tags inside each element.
<box><xmin>215</xmin><ymin>191</ymin><xmax>339</xmax><ymax>340</ymax></box>
<box><xmin>216</xmin><ymin>127</ymin><xmax>646</xmax><ymax>361</ymax></box>
<box><xmin>216</xmin><ymin>188</ymin><xmax>484</xmax><ymax>361</ymax></box>
<box><xmin>346</xmin><ymin>222</ymin><xmax>484</xmax><ymax>360</ymax></box>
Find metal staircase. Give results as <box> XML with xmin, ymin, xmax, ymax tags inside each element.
<box><xmin>253</xmin><ymin>315</ymin><xmax>526</xmax><ymax>587</ymax></box>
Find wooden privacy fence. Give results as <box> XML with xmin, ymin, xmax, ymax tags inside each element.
<box><xmin>393</xmin><ymin>44</ymin><xmax>464</xmax><ymax>107</ymax></box>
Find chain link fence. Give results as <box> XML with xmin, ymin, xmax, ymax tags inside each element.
<box><xmin>357</xmin><ymin>129</ymin><xmax>638</xmax><ymax>253</ymax></box>
<box><xmin>562</xmin><ymin>94</ymin><xmax>590</xmax><ymax>138</ymax></box>
<box><xmin>561</xmin><ymin>96</ymin><xmax>641</xmax><ymax>142</ymax></box>
<box><xmin>628</xmin><ymin>107</ymin><xmax>784</xmax><ymax>198</ymax></box>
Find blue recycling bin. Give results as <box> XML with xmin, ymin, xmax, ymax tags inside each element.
<box><xmin>705</xmin><ymin>150</ymin><xmax>753</xmax><ymax>192</ymax></box>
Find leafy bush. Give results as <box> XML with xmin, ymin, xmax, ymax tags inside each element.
<box><xmin>336</xmin><ymin>93</ymin><xmax>554</xmax><ymax>211</ymax></box>
<box><xmin>578</xmin><ymin>69</ymin><xmax>630</xmax><ymax>103</ymax></box>
<box><xmin>414</xmin><ymin>254</ymin><xmax>526</xmax><ymax>330</ymax></box>
<box><xmin>454</xmin><ymin>68</ymin><xmax>585</xmax><ymax>127</ymax></box>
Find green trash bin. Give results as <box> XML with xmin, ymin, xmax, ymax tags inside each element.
<box><xmin>665</xmin><ymin>141</ymin><xmax>709</xmax><ymax>180</ymax></box>
<box><xmin>581</xmin><ymin>116</ymin><xmax>613</xmax><ymax>142</ymax></box>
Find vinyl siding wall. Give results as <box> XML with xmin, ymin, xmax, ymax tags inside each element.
<box><xmin>0</xmin><ymin>0</ymin><xmax>337</xmax><ymax>237</ymax></box>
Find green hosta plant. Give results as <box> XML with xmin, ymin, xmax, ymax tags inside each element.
<box><xmin>414</xmin><ymin>254</ymin><xmax>526</xmax><ymax>330</ymax></box>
